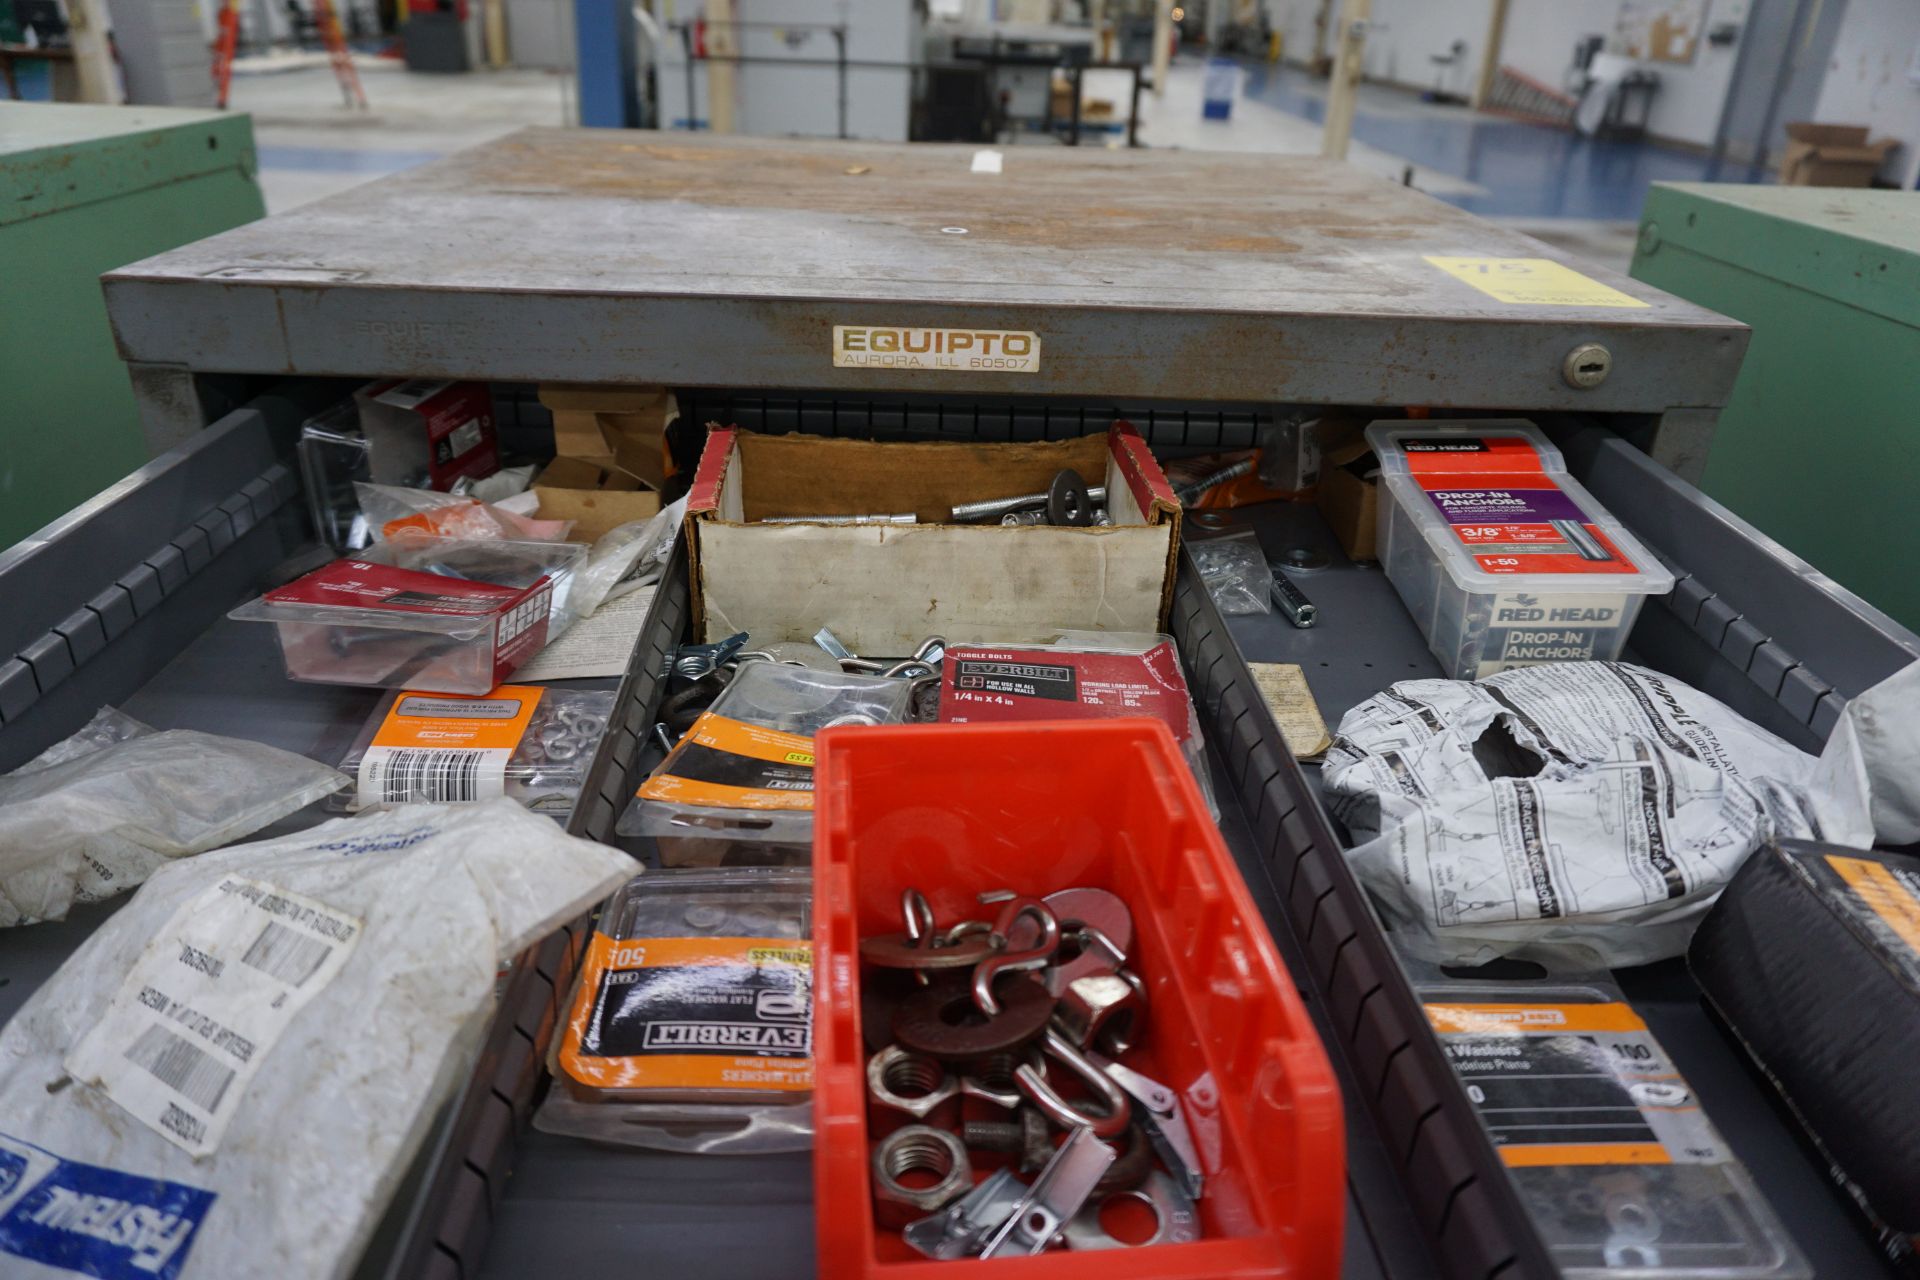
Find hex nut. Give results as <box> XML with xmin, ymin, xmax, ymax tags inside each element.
<box><xmin>868</xmin><ymin>1045</ymin><xmax>961</xmax><ymax>1123</ymax></box>
<box><xmin>1056</xmin><ymin>972</ymin><xmax>1143</xmax><ymax>1056</ymax></box>
<box><xmin>872</xmin><ymin>1126</ymin><xmax>973</xmax><ymax>1228</ymax></box>
<box><xmin>958</xmin><ymin>1048</ymin><xmax>1045</xmax><ymax>1110</ymax></box>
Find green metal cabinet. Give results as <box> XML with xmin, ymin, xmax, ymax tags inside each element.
<box><xmin>0</xmin><ymin>103</ymin><xmax>265</xmax><ymax>551</ymax></box>
<box><xmin>1633</xmin><ymin>183</ymin><xmax>1920</xmax><ymax>632</ymax></box>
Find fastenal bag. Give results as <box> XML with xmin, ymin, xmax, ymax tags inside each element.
<box><xmin>0</xmin><ymin>800</ymin><xmax>635</xmax><ymax>1279</ymax></box>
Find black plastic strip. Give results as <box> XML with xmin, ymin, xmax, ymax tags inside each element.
<box><xmin>1169</xmin><ymin>549</ymin><xmax>1558</xmax><ymax>1280</ymax></box>
<box><xmin>380</xmin><ymin>551</ymin><xmax>690</xmax><ymax>1280</ymax></box>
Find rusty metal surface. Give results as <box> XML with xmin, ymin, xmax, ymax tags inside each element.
<box><xmin>103</xmin><ymin>129</ymin><xmax>1749</xmax><ymax>411</ymax></box>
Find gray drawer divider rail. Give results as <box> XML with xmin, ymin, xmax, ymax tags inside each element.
<box><xmin>1169</xmin><ymin>551</ymin><xmax>1560</xmax><ymax>1280</ymax></box>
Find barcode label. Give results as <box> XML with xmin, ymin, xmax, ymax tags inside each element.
<box><xmin>125</xmin><ymin>1024</ymin><xmax>235</xmax><ymax>1114</ymax></box>
<box><xmin>242</xmin><ymin>921</ymin><xmax>334</xmax><ymax>987</ymax></box>
<box><xmin>384</xmin><ymin>748</ymin><xmax>483</xmax><ymax>803</ymax></box>
<box><xmin>65</xmin><ymin>877</ymin><xmax>362</xmax><ymax>1157</ymax></box>
<box><xmin>357</xmin><ymin>745</ymin><xmax>509</xmax><ymax>808</ymax></box>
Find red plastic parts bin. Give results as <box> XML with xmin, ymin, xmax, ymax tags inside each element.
<box><xmin>812</xmin><ymin>719</ymin><xmax>1345</xmax><ymax>1279</ymax></box>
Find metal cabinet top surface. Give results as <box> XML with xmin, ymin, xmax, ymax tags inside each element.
<box><xmin>104</xmin><ymin>129</ymin><xmax>1747</xmax><ymax>410</ymax></box>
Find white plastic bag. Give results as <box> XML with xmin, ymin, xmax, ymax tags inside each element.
<box><xmin>571</xmin><ymin>496</ymin><xmax>687</xmax><ymax>620</ymax></box>
<box><xmin>354</xmin><ymin>482</ymin><xmax>574</xmax><ymax>543</ymax></box>
<box><xmin>0</xmin><ymin>801</ymin><xmax>636</xmax><ymax>1280</ymax></box>
<box><xmin>11</xmin><ymin>706</ymin><xmax>151</xmax><ymax>774</ymax></box>
<box><xmin>1324</xmin><ymin>662</ymin><xmax>1872</xmax><ymax>966</ymax></box>
<box><xmin>0</xmin><ymin>714</ymin><xmax>348</xmax><ymax>928</ymax></box>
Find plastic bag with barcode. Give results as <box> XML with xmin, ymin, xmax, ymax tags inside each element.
<box><xmin>0</xmin><ymin>801</ymin><xmax>635</xmax><ymax>1280</ymax></box>
<box><xmin>64</xmin><ymin>878</ymin><xmax>360</xmax><ymax>1157</ymax></box>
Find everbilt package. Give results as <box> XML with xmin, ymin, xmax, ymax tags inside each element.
<box><xmin>684</xmin><ymin>426</ymin><xmax>1181</xmax><ymax>653</ymax></box>
<box><xmin>1367</xmin><ymin>421</ymin><xmax>1673</xmax><ymax>678</ymax></box>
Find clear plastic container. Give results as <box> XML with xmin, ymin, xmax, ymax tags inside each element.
<box><xmin>1416</xmin><ymin>974</ymin><xmax>1809</xmax><ymax>1279</ymax></box>
<box><xmin>359</xmin><ymin>534</ymin><xmax>587</xmax><ymax>634</ymax></box>
<box><xmin>334</xmin><ymin>686</ymin><xmax>615</xmax><ymax>820</ymax></box>
<box><xmin>1367</xmin><ymin>421</ymin><xmax>1674</xmax><ymax>679</ymax></box>
<box><xmin>617</xmin><ymin>663</ymin><xmax>915</xmax><ymax>844</ymax></box>
<box><xmin>296</xmin><ymin>399</ymin><xmax>373</xmax><ymax>553</ymax></box>
<box><xmin>229</xmin><ymin>540</ymin><xmax>586</xmax><ymax>694</ymax></box>
<box><xmin>535</xmin><ymin>869</ymin><xmax>814</xmax><ymax>1155</ymax></box>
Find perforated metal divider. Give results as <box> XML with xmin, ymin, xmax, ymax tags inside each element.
<box><xmin>1169</xmin><ymin>550</ymin><xmax>1558</xmax><ymax>1280</ymax></box>
<box><xmin>377</xmin><ymin>551</ymin><xmax>692</xmax><ymax>1280</ymax></box>
<box><xmin>674</xmin><ymin>390</ymin><xmax>1269</xmax><ymax>453</ymax></box>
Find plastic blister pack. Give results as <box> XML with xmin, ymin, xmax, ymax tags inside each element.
<box><xmin>230</xmin><ymin>538</ymin><xmax>587</xmax><ymax>695</ymax></box>
<box><xmin>1415</xmin><ymin>969</ymin><xmax>1809</xmax><ymax>1280</ymax></box>
<box><xmin>536</xmin><ymin>868</ymin><xmax>813</xmax><ymax>1154</ymax></box>
<box><xmin>618</xmin><ymin>663</ymin><xmax>914</xmax><ymax>844</ymax></box>
<box><xmin>334</xmin><ymin>686</ymin><xmax>614</xmax><ymax>820</ymax></box>
<box><xmin>360</xmin><ymin>534</ymin><xmax>588</xmax><ymax>634</ymax></box>
<box><xmin>297</xmin><ymin>400</ymin><xmax>373</xmax><ymax>553</ymax></box>
<box><xmin>353</xmin><ymin>482</ymin><xmax>574</xmax><ymax>544</ymax></box>
<box><xmin>1187</xmin><ymin>529</ymin><xmax>1274</xmax><ymax>616</ymax></box>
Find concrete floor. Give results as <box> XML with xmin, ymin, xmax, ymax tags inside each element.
<box><xmin>240</xmin><ymin>51</ymin><xmax>1753</xmax><ymax>274</ymax></box>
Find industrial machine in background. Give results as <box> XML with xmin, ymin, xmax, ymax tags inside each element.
<box><xmin>0</xmin><ymin>101</ymin><xmax>265</xmax><ymax>549</ymax></box>
<box><xmin>1632</xmin><ymin>182</ymin><xmax>1920</xmax><ymax>634</ymax></box>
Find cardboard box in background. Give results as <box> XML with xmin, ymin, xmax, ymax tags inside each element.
<box><xmin>533</xmin><ymin>385</ymin><xmax>673</xmax><ymax>542</ymax></box>
<box><xmin>1779</xmin><ymin>123</ymin><xmax>1896</xmax><ymax>187</ymax></box>
<box><xmin>1314</xmin><ymin>418</ymin><xmax>1381</xmax><ymax>562</ymax></box>
<box><xmin>685</xmin><ymin>426</ymin><xmax>1182</xmax><ymax>653</ymax></box>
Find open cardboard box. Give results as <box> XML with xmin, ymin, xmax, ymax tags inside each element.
<box><xmin>532</xmin><ymin>385</ymin><xmax>673</xmax><ymax>542</ymax></box>
<box><xmin>1779</xmin><ymin>123</ymin><xmax>1896</xmax><ymax>187</ymax></box>
<box><xmin>1314</xmin><ymin>417</ymin><xmax>1382</xmax><ymax>562</ymax></box>
<box><xmin>686</xmin><ymin>425</ymin><xmax>1181</xmax><ymax>652</ymax></box>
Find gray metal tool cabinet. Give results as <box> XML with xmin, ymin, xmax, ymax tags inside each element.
<box><xmin>0</xmin><ymin>132</ymin><xmax>1913</xmax><ymax>1280</ymax></box>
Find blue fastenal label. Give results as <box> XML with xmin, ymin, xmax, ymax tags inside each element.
<box><xmin>0</xmin><ymin>1132</ymin><xmax>214</xmax><ymax>1280</ymax></box>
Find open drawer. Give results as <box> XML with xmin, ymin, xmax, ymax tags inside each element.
<box><xmin>0</xmin><ymin>388</ymin><xmax>1910</xmax><ymax>1280</ymax></box>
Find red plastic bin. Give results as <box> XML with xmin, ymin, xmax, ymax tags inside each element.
<box><xmin>812</xmin><ymin>719</ymin><xmax>1345</xmax><ymax>1279</ymax></box>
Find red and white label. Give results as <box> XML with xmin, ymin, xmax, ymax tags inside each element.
<box><xmin>1405</xmin><ymin>436</ymin><xmax>1638</xmax><ymax>576</ymax></box>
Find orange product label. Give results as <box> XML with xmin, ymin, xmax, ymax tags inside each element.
<box><xmin>558</xmin><ymin>931</ymin><xmax>813</xmax><ymax>1093</ymax></box>
<box><xmin>370</xmin><ymin>686</ymin><xmax>545</xmax><ymax>751</ymax></box>
<box><xmin>1426</xmin><ymin>1002</ymin><xmax>1649</xmax><ymax>1036</ymax></box>
<box><xmin>634</xmin><ymin>712</ymin><xmax>818</xmax><ymax>811</ymax></box>
<box><xmin>1827</xmin><ymin>854</ymin><xmax>1920</xmax><ymax>957</ymax></box>
<box><xmin>1427</xmin><ymin>998</ymin><xmax>1722</xmax><ymax>1167</ymax></box>
<box><xmin>1501</xmin><ymin>1143</ymin><xmax>1673</xmax><ymax>1168</ymax></box>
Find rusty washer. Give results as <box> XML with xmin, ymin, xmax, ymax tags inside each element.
<box><xmin>892</xmin><ymin>974</ymin><xmax>1055</xmax><ymax>1062</ymax></box>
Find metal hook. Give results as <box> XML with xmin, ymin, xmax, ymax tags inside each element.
<box><xmin>901</xmin><ymin>889</ymin><xmax>934</xmax><ymax>945</ymax></box>
<box><xmin>1015</xmin><ymin>1027</ymin><xmax>1132</xmax><ymax>1138</ymax></box>
<box><xmin>972</xmin><ymin>897</ymin><xmax>1059</xmax><ymax>1015</ymax></box>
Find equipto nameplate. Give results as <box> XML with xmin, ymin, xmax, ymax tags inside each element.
<box><xmin>832</xmin><ymin>326</ymin><xmax>1041</xmax><ymax>373</ymax></box>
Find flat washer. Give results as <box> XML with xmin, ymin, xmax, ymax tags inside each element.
<box><xmin>892</xmin><ymin>974</ymin><xmax>1053</xmax><ymax>1061</ymax></box>
<box><xmin>1063</xmin><ymin>1171</ymin><xmax>1201</xmax><ymax>1251</ymax></box>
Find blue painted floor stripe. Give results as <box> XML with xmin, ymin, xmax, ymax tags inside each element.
<box><xmin>1236</xmin><ymin>62</ymin><xmax>1767</xmax><ymax>221</ymax></box>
